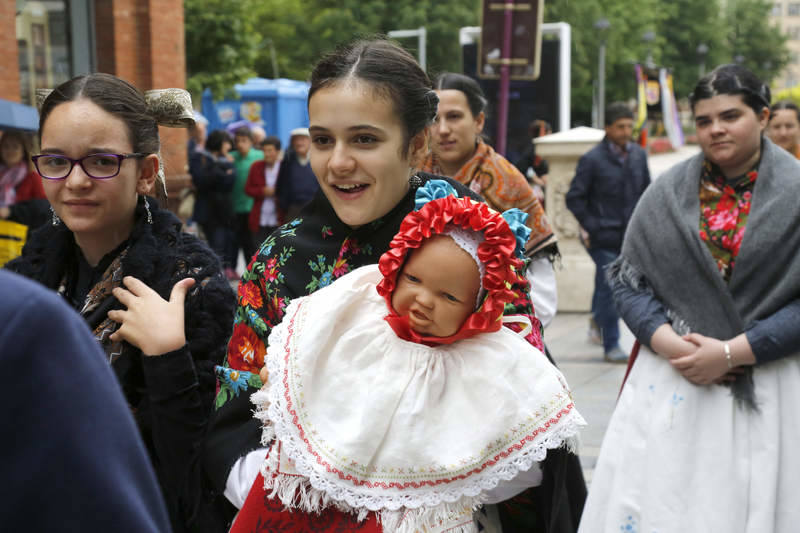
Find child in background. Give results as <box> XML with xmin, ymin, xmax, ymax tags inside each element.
<box><xmin>239</xmin><ymin>181</ymin><xmax>585</xmax><ymax>533</ymax></box>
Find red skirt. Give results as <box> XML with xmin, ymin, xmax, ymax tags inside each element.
<box><xmin>230</xmin><ymin>472</ymin><xmax>383</xmax><ymax>533</ymax></box>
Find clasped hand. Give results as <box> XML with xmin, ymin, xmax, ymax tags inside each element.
<box><xmin>652</xmin><ymin>325</ymin><xmax>740</xmax><ymax>386</ymax></box>
<box><xmin>668</xmin><ymin>333</ymin><xmax>743</xmax><ymax>385</ymax></box>
<box><xmin>108</xmin><ymin>276</ymin><xmax>196</xmax><ymax>356</ymax></box>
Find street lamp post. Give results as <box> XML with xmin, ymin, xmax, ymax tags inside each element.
<box><xmin>696</xmin><ymin>43</ymin><xmax>708</xmax><ymax>79</ymax></box>
<box><xmin>594</xmin><ymin>18</ymin><xmax>611</xmax><ymax>128</ymax></box>
<box><xmin>642</xmin><ymin>30</ymin><xmax>656</xmax><ymax>69</ymax></box>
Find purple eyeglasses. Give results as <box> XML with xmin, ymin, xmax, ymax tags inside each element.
<box><xmin>32</xmin><ymin>153</ymin><xmax>146</xmax><ymax>180</ymax></box>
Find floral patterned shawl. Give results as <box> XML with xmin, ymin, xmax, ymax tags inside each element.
<box><xmin>698</xmin><ymin>161</ymin><xmax>757</xmax><ymax>282</ymax></box>
<box><xmin>421</xmin><ymin>140</ymin><xmax>557</xmax><ymax>258</ymax></box>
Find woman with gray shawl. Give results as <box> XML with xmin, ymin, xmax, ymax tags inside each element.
<box><xmin>578</xmin><ymin>64</ymin><xmax>800</xmax><ymax>532</ymax></box>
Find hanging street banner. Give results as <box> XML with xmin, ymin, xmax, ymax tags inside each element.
<box><xmin>478</xmin><ymin>0</ymin><xmax>544</xmax><ymax>80</ymax></box>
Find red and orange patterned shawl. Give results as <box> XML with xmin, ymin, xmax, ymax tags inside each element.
<box><xmin>421</xmin><ymin>140</ymin><xmax>557</xmax><ymax>256</ymax></box>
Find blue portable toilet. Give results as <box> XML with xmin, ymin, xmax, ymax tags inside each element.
<box><xmin>201</xmin><ymin>78</ymin><xmax>309</xmax><ymax>149</ymax></box>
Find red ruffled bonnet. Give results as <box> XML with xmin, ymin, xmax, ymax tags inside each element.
<box><xmin>376</xmin><ymin>195</ymin><xmax>527</xmax><ymax>345</ymax></box>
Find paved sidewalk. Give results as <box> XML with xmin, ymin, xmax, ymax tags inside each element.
<box><xmin>544</xmin><ymin>313</ymin><xmax>634</xmax><ymax>485</ymax></box>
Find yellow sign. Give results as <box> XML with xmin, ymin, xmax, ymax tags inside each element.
<box><xmin>0</xmin><ymin>220</ymin><xmax>28</xmax><ymax>267</ymax></box>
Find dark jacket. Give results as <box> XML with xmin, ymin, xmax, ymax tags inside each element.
<box><xmin>565</xmin><ymin>140</ymin><xmax>650</xmax><ymax>251</ymax></box>
<box><xmin>189</xmin><ymin>150</ymin><xmax>236</xmax><ymax>228</ymax></box>
<box><xmin>6</xmin><ymin>197</ymin><xmax>236</xmax><ymax>533</ymax></box>
<box><xmin>275</xmin><ymin>152</ymin><xmax>318</xmax><ymax>215</ymax></box>
<box><xmin>0</xmin><ymin>270</ymin><xmax>172</xmax><ymax>532</ymax></box>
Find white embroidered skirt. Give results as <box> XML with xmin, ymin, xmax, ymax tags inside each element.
<box><xmin>579</xmin><ymin>345</ymin><xmax>800</xmax><ymax>533</ymax></box>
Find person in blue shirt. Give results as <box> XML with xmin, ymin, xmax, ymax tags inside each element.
<box><xmin>0</xmin><ymin>269</ymin><xmax>172</xmax><ymax>533</ymax></box>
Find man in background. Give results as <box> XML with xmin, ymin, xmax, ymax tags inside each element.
<box><xmin>566</xmin><ymin>102</ymin><xmax>651</xmax><ymax>363</ymax></box>
<box><xmin>276</xmin><ymin>128</ymin><xmax>318</xmax><ymax>223</ymax></box>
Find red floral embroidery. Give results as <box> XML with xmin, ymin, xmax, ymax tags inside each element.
<box><xmin>263</xmin><ymin>257</ymin><xmax>279</xmax><ymax>283</ymax></box>
<box><xmin>227</xmin><ymin>323</ymin><xmax>266</xmax><ymax>373</ymax></box>
<box><xmin>698</xmin><ymin>162</ymin><xmax>756</xmax><ymax>282</ymax></box>
<box><xmin>240</xmin><ymin>281</ymin><xmax>263</xmax><ymax>309</ymax></box>
<box><xmin>265</xmin><ymin>293</ymin><xmax>286</xmax><ymax>326</ymax></box>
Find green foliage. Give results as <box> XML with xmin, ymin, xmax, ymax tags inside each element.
<box><xmin>544</xmin><ymin>0</ymin><xmax>789</xmax><ymax>125</ymax></box>
<box><xmin>185</xmin><ymin>0</ymin><xmax>789</xmax><ymax>124</ymax></box>
<box><xmin>774</xmin><ymin>86</ymin><xmax>800</xmax><ymax>106</ymax></box>
<box><xmin>186</xmin><ymin>0</ymin><xmax>480</xmax><ymax>98</ymax></box>
<box><xmin>184</xmin><ymin>0</ymin><xmax>263</xmax><ymax>100</ymax></box>
<box><xmin>724</xmin><ymin>0</ymin><xmax>789</xmax><ymax>84</ymax></box>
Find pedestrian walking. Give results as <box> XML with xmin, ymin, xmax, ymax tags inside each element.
<box><xmin>189</xmin><ymin>129</ymin><xmax>236</xmax><ymax>270</ymax></box>
<box><xmin>565</xmin><ymin>102</ymin><xmax>651</xmax><ymax>363</ymax></box>
<box><xmin>579</xmin><ymin>64</ymin><xmax>800</xmax><ymax>532</ymax></box>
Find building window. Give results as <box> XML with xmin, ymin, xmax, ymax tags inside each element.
<box><xmin>773</xmin><ymin>2</ymin><xmax>783</xmax><ymax>16</ymax></box>
<box><xmin>16</xmin><ymin>1</ymin><xmax>72</xmax><ymax>107</ymax></box>
<box><xmin>788</xmin><ymin>26</ymin><xmax>800</xmax><ymax>39</ymax></box>
<box><xmin>789</xmin><ymin>3</ymin><xmax>800</xmax><ymax>15</ymax></box>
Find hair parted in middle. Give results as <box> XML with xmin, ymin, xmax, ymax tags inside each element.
<box><xmin>770</xmin><ymin>100</ymin><xmax>800</xmax><ymax>123</ymax></box>
<box><xmin>433</xmin><ymin>73</ymin><xmax>488</xmax><ymax>119</ymax></box>
<box><xmin>308</xmin><ymin>38</ymin><xmax>437</xmax><ymax>151</ymax></box>
<box><xmin>689</xmin><ymin>64</ymin><xmax>770</xmax><ymax>115</ymax></box>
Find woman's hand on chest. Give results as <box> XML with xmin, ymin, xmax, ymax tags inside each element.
<box><xmin>107</xmin><ymin>275</ymin><xmax>196</xmax><ymax>356</ymax></box>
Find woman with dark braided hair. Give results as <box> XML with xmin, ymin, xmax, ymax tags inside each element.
<box><xmin>579</xmin><ymin>64</ymin><xmax>800</xmax><ymax>532</ymax></box>
<box><xmin>202</xmin><ymin>38</ymin><xmax>585</xmax><ymax>533</ymax></box>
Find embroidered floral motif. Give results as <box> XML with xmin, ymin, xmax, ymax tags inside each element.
<box><xmin>699</xmin><ymin>162</ymin><xmax>756</xmax><ymax>282</ymax></box>
<box><xmin>619</xmin><ymin>515</ymin><xmax>638</xmax><ymax>532</ymax></box>
<box><xmin>226</xmin><ymin>322</ymin><xmax>266</xmax><ymax>373</ymax></box>
<box><xmin>214</xmin><ymin>366</ymin><xmax>262</xmax><ymax>409</ymax></box>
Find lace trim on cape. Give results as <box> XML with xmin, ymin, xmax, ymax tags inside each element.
<box><xmin>251</xmin><ymin>296</ymin><xmax>583</xmax><ymax>531</ymax></box>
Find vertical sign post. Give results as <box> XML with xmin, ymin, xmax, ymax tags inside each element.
<box><xmin>479</xmin><ymin>0</ymin><xmax>544</xmax><ymax>155</ymax></box>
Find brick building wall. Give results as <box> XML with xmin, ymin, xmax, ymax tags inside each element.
<box><xmin>2</xmin><ymin>1</ymin><xmax>189</xmax><ymax>203</ymax></box>
<box><xmin>0</xmin><ymin>1</ymin><xmax>21</xmax><ymax>101</ymax></box>
<box><xmin>95</xmin><ymin>0</ymin><xmax>190</xmax><ymax>202</ymax></box>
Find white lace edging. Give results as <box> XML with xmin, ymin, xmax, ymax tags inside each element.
<box><xmin>252</xmin><ymin>297</ymin><xmax>585</xmax><ymax>519</ymax></box>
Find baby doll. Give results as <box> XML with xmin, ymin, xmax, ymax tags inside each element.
<box><xmin>246</xmin><ymin>181</ymin><xmax>585</xmax><ymax>533</ymax></box>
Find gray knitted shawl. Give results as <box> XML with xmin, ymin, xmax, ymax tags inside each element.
<box><xmin>616</xmin><ymin>138</ymin><xmax>800</xmax><ymax>408</ymax></box>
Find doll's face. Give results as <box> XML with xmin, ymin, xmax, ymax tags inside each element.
<box><xmin>391</xmin><ymin>235</ymin><xmax>481</xmax><ymax>337</ymax></box>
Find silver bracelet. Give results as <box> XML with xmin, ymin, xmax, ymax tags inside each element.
<box><xmin>723</xmin><ymin>342</ymin><xmax>733</xmax><ymax>369</ymax></box>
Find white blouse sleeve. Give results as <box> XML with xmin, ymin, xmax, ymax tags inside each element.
<box><xmin>526</xmin><ymin>255</ymin><xmax>558</xmax><ymax>328</ymax></box>
<box><xmin>224</xmin><ymin>447</ymin><xmax>270</xmax><ymax>509</ymax></box>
